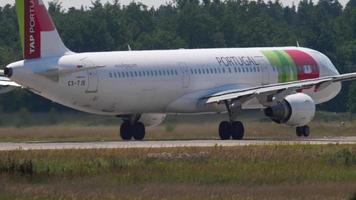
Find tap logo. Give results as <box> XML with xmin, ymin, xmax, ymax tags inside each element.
<box><xmin>25</xmin><ymin>0</ymin><xmax>41</xmax><ymax>59</ymax></box>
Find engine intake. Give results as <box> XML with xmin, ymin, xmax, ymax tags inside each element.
<box><xmin>264</xmin><ymin>93</ymin><xmax>316</xmax><ymax>127</ymax></box>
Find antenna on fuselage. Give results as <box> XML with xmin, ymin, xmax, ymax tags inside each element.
<box><xmin>296</xmin><ymin>41</ymin><xmax>300</xmax><ymax>47</ymax></box>
<box><xmin>128</xmin><ymin>44</ymin><xmax>132</xmax><ymax>51</ymax></box>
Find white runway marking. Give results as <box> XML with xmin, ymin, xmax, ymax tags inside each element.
<box><xmin>0</xmin><ymin>136</ymin><xmax>356</xmax><ymax>151</ymax></box>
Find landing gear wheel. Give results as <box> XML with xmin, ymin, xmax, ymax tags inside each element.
<box><xmin>133</xmin><ymin>122</ymin><xmax>145</xmax><ymax>141</ymax></box>
<box><xmin>120</xmin><ymin>122</ymin><xmax>132</xmax><ymax>140</ymax></box>
<box><xmin>219</xmin><ymin>121</ymin><xmax>245</xmax><ymax>140</ymax></box>
<box><xmin>219</xmin><ymin>121</ymin><xmax>231</xmax><ymax>140</ymax></box>
<box><xmin>296</xmin><ymin>126</ymin><xmax>310</xmax><ymax>137</ymax></box>
<box><xmin>231</xmin><ymin>121</ymin><xmax>244</xmax><ymax>140</ymax></box>
<box><xmin>296</xmin><ymin>129</ymin><xmax>303</xmax><ymax>137</ymax></box>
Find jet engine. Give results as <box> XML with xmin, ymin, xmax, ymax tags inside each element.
<box><xmin>264</xmin><ymin>93</ymin><xmax>315</xmax><ymax>127</ymax></box>
<box><xmin>140</xmin><ymin>114</ymin><xmax>166</xmax><ymax>127</ymax></box>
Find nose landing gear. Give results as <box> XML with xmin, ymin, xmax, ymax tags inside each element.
<box><xmin>296</xmin><ymin>125</ymin><xmax>310</xmax><ymax>137</ymax></box>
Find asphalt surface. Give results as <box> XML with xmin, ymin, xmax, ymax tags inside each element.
<box><xmin>0</xmin><ymin>136</ymin><xmax>355</xmax><ymax>151</ymax></box>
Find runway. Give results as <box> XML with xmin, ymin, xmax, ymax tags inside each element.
<box><xmin>0</xmin><ymin>136</ymin><xmax>356</xmax><ymax>151</ymax></box>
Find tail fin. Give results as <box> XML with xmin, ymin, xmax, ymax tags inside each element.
<box><xmin>16</xmin><ymin>0</ymin><xmax>70</xmax><ymax>60</ymax></box>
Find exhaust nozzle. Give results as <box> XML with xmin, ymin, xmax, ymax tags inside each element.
<box><xmin>4</xmin><ymin>68</ymin><xmax>13</xmax><ymax>78</ymax></box>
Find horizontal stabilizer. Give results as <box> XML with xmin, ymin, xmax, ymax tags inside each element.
<box><xmin>0</xmin><ymin>76</ymin><xmax>21</xmax><ymax>94</ymax></box>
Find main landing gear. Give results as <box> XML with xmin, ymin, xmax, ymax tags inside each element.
<box><xmin>296</xmin><ymin>125</ymin><xmax>310</xmax><ymax>137</ymax></box>
<box><xmin>219</xmin><ymin>101</ymin><xmax>245</xmax><ymax>140</ymax></box>
<box><xmin>120</xmin><ymin>120</ymin><xmax>146</xmax><ymax>141</ymax></box>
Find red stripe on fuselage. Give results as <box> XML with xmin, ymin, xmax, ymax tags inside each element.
<box><xmin>285</xmin><ymin>50</ymin><xmax>320</xmax><ymax>80</ymax></box>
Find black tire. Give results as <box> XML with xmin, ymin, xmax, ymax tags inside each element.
<box><xmin>219</xmin><ymin>121</ymin><xmax>231</xmax><ymax>140</ymax></box>
<box><xmin>296</xmin><ymin>127</ymin><xmax>303</xmax><ymax>137</ymax></box>
<box><xmin>120</xmin><ymin>122</ymin><xmax>132</xmax><ymax>140</ymax></box>
<box><xmin>231</xmin><ymin>121</ymin><xmax>244</xmax><ymax>140</ymax></box>
<box><xmin>296</xmin><ymin>126</ymin><xmax>310</xmax><ymax>137</ymax></box>
<box><xmin>302</xmin><ymin>126</ymin><xmax>310</xmax><ymax>137</ymax></box>
<box><xmin>133</xmin><ymin>122</ymin><xmax>146</xmax><ymax>141</ymax></box>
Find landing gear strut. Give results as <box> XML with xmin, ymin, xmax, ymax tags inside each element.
<box><xmin>120</xmin><ymin>120</ymin><xmax>146</xmax><ymax>141</ymax></box>
<box><xmin>219</xmin><ymin>101</ymin><xmax>245</xmax><ymax>140</ymax></box>
<box><xmin>296</xmin><ymin>125</ymin><xmax>310</xmax><ymax>137</ymax></box>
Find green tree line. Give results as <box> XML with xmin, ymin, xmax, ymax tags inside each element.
<box><xmin>0</xmin><ymin>0</ymin><xmax>356</xmax><ymax>113</ymax></box>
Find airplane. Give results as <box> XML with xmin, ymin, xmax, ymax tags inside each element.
<box><xmin>1</xmin><ymin>0</ymin><xmax>356</xmax><ymax>141</ymax></box>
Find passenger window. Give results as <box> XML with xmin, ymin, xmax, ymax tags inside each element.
<box><xmin>113</xmin><ymin>72</ymin><xmax>117</xmax><ymax>78</ymax></box>
<box><xmin>109</xmin><ymin>72</ymin><xmax>113</xmax><ymax>78</ymax></box>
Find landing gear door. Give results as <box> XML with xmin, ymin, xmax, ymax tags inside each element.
<box><xmin>179</xmin><ymin>63</ymin><xmax>190</xmax><ymax>88</ymax></box>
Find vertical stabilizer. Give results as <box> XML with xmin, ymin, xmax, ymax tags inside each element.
<box><xmin>16</xmin><ymin>0</ymin><xmax>70</xmax><ymax>60</ymax></box>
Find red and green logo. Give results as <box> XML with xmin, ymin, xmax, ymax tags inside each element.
<box><xmin>16</xmin><ymin>0</ymin><xmax>55</xmax><ymax>59</ymax></box>
<box><xmin>262</xmin><ymin>50</ymin><xmax>320</xmax><ymax>83</ymax></box>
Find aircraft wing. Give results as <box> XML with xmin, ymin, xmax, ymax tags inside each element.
<box><xmin>0</xmin><ymin>70</ymin><xmax>21</xmax><ymax>94</ymax></box>
<box><xmin>203</xmin><ymin>72</ymin><xmax>356</xmax><ymax>105</ymax></box>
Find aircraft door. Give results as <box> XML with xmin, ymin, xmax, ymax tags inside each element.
<box><xmin>86</xmin><ymin>70</ymin><xmax>99</xmax><ymax>93</ymax></box>
<box><xmin>261</xmin><ymin>65</ymin><xmax>270</xmax><ymax>85</ymax></box>
<box><xmin>179</xmin><ymin>63</ymin><xmax>190</xmax><ymax>88</ymax></box>
<box><xmin>82</xmin><ymin>59</ymin><xmax>99</xmax><ymax>93</ymax></box>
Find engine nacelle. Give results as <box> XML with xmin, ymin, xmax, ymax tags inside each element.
<box><xmin>140</xmin><ymin>114</ymin><xmax>166</xmax><ymax>127</ymax></box>
<box><xmin>264</xmin><ymin>93</ymin><xmax>315</xmax><ymax>127</ymax></box>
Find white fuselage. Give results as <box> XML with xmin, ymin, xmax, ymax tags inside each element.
<box><xmin>8</xmin><ymin>47</ymin><xmax>341</xmax><ymax>116</ymax></box>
